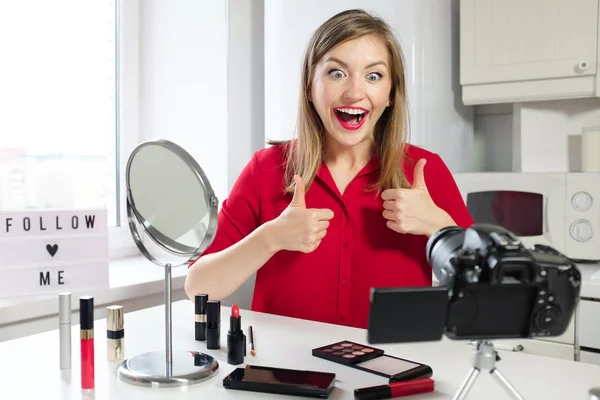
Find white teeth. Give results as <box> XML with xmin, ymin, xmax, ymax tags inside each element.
<box><xmin>336</xmin><ymin>108</ymin><xmax>366</xmax><ymax>115</ymax></box>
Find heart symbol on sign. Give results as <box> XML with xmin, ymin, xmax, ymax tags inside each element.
<box><xmin>46</xmin><ymin>244</ymin><xmax>59</xmax><ymax>257</ymax></box>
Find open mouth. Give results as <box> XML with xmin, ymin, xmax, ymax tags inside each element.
<box><xmin>334</xmin><ymin>107</ymin><xmax>368</xmax><ymax>130</ymax></box>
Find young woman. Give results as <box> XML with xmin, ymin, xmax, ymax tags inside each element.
<box><xmin>185</xmin><ymin>9</ymin><xmax>473</xmax><ymax>329</ymax></box>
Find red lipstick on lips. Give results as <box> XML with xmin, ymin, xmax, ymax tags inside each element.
<box><xmin>334</xmin><ymin>106</ymin><xmax>368</xmax><ymax>131</ymax></box>
<box><xmin>80</xmin><ymin>296</ymin><xmax>95</xmax><ymax>390</ymax></box>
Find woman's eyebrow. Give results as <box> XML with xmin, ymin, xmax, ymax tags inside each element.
<box><xmin>364</xmin><ymin>60</ymin><xmax>387</xmax><ymax>69</ymax></box>
<box><xmin>324</xmin><ymin>56</ymin><xmax>387</xmax><ymax>69</ymax></box>
<box><xmin>324</xmin><ymin>56</ymin><xmax>349</xmax><ymax>69</ymax></box>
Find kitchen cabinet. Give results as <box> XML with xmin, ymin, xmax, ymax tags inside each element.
<box><xmin>577</xmin><ymin>298</ymin><xmax>600</xmax><ymax>365</ymax></box>
<box><xmin>460</xmin><ymin>0</ymin><xmax>600</xmax><ymax>105</ymax></box>
<box><xmin>580</xmin><ymin>350</ymin><xmax>600</xmax><ymax>365</ymax></box>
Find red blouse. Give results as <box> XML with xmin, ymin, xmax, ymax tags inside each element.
<box><xmin>195</xmin><ymin>143</ymin><xmax>473</xmax><ymax>329</ymax></box>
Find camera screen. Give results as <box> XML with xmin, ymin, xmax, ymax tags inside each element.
<box><xmin>466</xmin><ymin>190</ymin><xmax>542</xmax><ymax>237</ymax></box>
<box><xmin>355</xmin><ymin>355</ymin><xmax>419</xmax><ymax>376</ymax></box>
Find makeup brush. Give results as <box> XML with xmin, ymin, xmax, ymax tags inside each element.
<box><xmin>249</xmin><ymin>325</ymin><xmax>256</xmax><ymax>357</ymax></box>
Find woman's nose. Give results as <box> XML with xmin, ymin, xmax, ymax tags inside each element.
<box><xmin>342</xmin><ymin>76</ymin><xmax>365</xmax><ymax>101</ymax></box>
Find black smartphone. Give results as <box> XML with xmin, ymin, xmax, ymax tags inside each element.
<box><xmin>222</xmin><ymin>365</ymin><xmax>336</xmax><ymax>398</ymax></box>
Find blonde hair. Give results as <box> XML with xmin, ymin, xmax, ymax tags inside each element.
<box><xmin>268</xmin><ymin>9</ymin><xmax>413</xmax><ymax>193</ymax></box>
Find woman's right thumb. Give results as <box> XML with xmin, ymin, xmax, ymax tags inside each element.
<box><xmin>290</xmin><ymin>175</ymin><xmax>306</xmax><ymax>207</ymax></box>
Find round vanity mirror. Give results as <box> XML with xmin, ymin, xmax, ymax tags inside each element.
<box><xmin>126</xmin><ymin>139</ymin><xmax>218</xmax><ymax>260</ymax></box>
<box><xmin>118</xmin><ymin>139</ymin><xmax>219</xmax><ymax>388</ymax></box>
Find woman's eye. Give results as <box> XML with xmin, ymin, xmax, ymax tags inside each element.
<box><xmin>329</xmin><ymin>69</ymin><xmax>345</xmax><ymax>79</ymax></box>
<box><xmin>367</xmin><ymin>72</ymin><xmax>382</xmax><ymax>81</ymax></box>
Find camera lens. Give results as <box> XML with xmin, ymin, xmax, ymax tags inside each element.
<box><xmin>534</xmin><ymin>305</ymin><xmax>561</xmax><ymax>331</ymax></box>
<box><xmin>426</xmin><ymin>226</ymin><xmax>465</xmax><ymax>285</ymax></box>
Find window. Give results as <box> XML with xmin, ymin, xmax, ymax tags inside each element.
<box><xmin>0</xmin><ymin>0</ymin><xmax>139</xmax><ymax>258</ymax></box>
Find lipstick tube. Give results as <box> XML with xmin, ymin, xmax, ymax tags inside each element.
<box><xmin>80</xmin><ymin>296</ymin><xmax>95</xmax><ymax>390</ymax></box>
<box><xmin>206</xmin><ymin>300</ymin><xmax>221</xmax><ymax>349</ymax></box>
<box><xmin>227</xmin><ymin>304</ymin><xmax>246</xmax><ymax>365</ymax></box>
<box><xmin>107</xmin><ymin>305</ymin><xmax>124</xmax><ymax>361</ymax></box>
<box><xmin>59</xmin><ymin>292</ymin><xmax>71</xmax><ymax>370</ymax></box>
<box><xmin>354</xmin><ymin>378</ymin><xmax>434</xmax><ymax>400</ymax></box>
<box><xmin>195</xmin><ymin>294</ymin><xmax>208</xmax><ymax>341</ymax></box>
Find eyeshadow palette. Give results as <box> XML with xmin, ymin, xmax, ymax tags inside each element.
<box><xmin>311</xmin><ymin>340</ymin><xmax>384</xmax><ymax>366</ymax></box>
<box><xmin>312</xmin><ymin>339</ymin><xmax>433</xmax><ymax>382</ymax></box>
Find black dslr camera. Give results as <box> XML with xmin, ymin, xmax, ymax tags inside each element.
<box><xmin>367</xmin><ymin>224</ymin><xmax>581</xmax><ymax>344</ymax></box>
<box><xmin>426</xmin><ymin>224</ymin><xmax>581</xmax><ymax>340</ymax></box>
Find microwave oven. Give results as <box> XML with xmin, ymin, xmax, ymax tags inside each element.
<box><xmin>452</xmin><ymin>172</ymin><xmax>600</xmax><ymax>262</ymax></box>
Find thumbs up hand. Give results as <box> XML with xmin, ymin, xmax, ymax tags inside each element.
<box><xmin>270</xmin><ymin>175</ymin><xmax>334</xmax><ymax>253</ymax></box>
<box><xmin>381</xmin><ymin>158</ymin><xmax>454</xmax><ymax>237</ymax></box>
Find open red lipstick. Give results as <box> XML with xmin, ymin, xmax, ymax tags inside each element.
<box><xmin>227</xmin><ymin>304</ymin><xmax>246</xmax><ymax>365</ymax></box>
<box><xmin>334</xmin><ymin>106</ymin><xmax>368</xmax><ymax>131</ymax></box>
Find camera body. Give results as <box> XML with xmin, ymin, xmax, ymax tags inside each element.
<box><xmin>426</xmin><ymin>224</ymin><xmax>581</xmax><ymax>341</ymax></box>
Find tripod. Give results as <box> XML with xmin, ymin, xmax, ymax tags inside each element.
<box><xmin>453</xmin><ymin>340</ymin><xmax>526</xmax><ymax>400</ymax></box>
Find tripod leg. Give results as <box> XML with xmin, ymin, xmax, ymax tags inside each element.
<box><xmin>491</xmin><ymin>368</ymin><xmax>526</xmax><ymax>400</ymax></box>
<box><xmin>452</xmin><ymin>367</ymin><xmax>480</xmax><ymax>400</ymax></box>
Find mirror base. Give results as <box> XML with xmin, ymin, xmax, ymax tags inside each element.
<box><xmin>117</xmin><ymin>350</ymin><xmax>219</xmax><ymax>388</ymax></box>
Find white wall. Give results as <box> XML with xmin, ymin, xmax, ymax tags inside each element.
<box><xmin>227</xmin><ymin>0</ymin><xmax>265</xmax><ymax>190</ymax></box>
<box><xmin>138</xmin><ymin>0</ymin><xmax>229</xmax><ymax>204</ymax></box>
<box><xmin>513</xmin><ymin>99</ymin><xmax>600</xmax><ymax>172</ymax></box>
<box><xmin>474</xmin><ymin>98</ymin><xmax>600</xmax><ymax>173</ymax></box>
<box><xmin>472</xmin><ymin>104</ymin><xmax>513</xmax><ymax>172</ymax></box>
<box><xmin>138</xmin><ymin>0</ymin><xmax>265</xmax><ymax>200</ymax></box>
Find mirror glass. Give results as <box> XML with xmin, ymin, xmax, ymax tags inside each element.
<box><xmin>126</xmin><ymin>140</ymin><xmax>217</xmax><ymax>257</ymax></box>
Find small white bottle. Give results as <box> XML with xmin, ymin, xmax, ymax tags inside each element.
<box><xmin>59</xmin><ymin>292</ymin><xmax>72</xmax><ymax>370</ymax></box>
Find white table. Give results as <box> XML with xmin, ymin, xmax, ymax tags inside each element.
<box><xmin>1</xmin><ymin>300</ymin><xmax>599</xmax><ymax>400</ymax></box>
